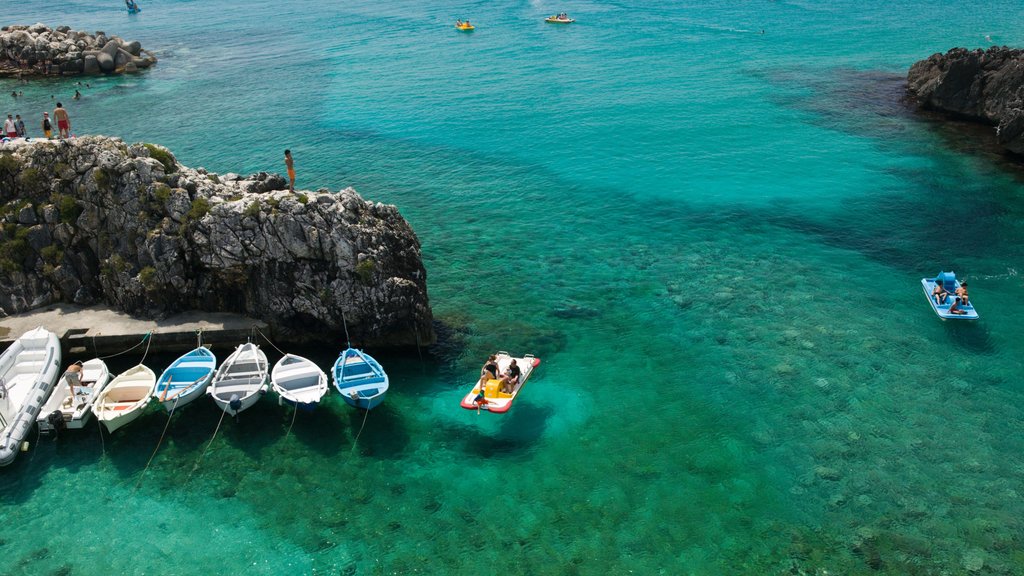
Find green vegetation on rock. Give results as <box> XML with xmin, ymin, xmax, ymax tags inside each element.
<box><xmin>356</xmin><ymin>259</ymin><xmax>375</xmax><ymax>285</ymax></box>
<box><xmin>144</xmin><ymin>144</ymin><xmax>177</xmax><ymax>173</ymax></box>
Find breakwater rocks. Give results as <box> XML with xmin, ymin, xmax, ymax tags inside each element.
<box><xmin>0</xmin><ymin>136</ymin><xmax>434</xmax><ymax>347</ymax></box>
<box><xmin>0</xmin><ymin>23</ymin><xmax>156</xmax><ymax>77</ymax></box>
<box><xmin>907</xmin><ymin>46</ymin><xmax>1024</xmax><ymax>155</ymax></box>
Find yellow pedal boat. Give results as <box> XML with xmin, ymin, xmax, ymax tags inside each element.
<box><xmin>545</xmin><ymin>16</ymin><xmax>575</xmax><ymax>23</ymax></box>
<box><xmin>456</xmin><ymin>23</ymin><xmax>475</xmax><ymax>31</ymax></box>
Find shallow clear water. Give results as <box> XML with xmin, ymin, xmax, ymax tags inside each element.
<box><xmin>3</xmin><ymin>0</ymin><xmax>1024</xmax><ymax>573</ymax></box>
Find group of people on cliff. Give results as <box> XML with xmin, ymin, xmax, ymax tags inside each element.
<box><xmin>3</xmin><ymin>103</ymin><xmax>72</xmax><ymax>140</ymax></box>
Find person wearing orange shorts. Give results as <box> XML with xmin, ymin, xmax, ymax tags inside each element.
<box><xmin>42</xmin><ymin>112</ymin><xmax>52</xmax><ymax>138</ymax></box>
<box><xmin>284</xmin><ymin>149</ymin><xmax>295</xmax><ymax>191</ymax></box>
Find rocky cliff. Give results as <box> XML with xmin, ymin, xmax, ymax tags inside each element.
<box><xmin>0</xmin><ymin>23</ymin><xmax>156</xmax><ymax>76</ymax></box>
<box><xmin>0</xmin><ymin>136</ymin><xmax>433</xmax><ymax>347</ymax></box>
<box><xmin>907</xmin><ymin>46</ymin><xmax>1024</xmax><ymax>155</ymax></box>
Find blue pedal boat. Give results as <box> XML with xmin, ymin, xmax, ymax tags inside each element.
<box><xmin>332</xmin><ymin>348</ymin><xmax>389</xmax><ymax>410</ymax></box>
<box><xmin>921</xmin><ymin>271</ymin><xmax>978</xmax><ymax>320</ymax></box>
<box><xmin>153</xmin><ymin>346</ymin><xmax>218</xmax><ymax>412</ymax></box>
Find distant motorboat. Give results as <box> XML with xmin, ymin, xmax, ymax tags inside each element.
<box><xmin>94</xmin><ymin>364</ymin><xmax>156</xmax><ymax>433</ymax></box>
<box><xmin>545</xmin><ymin>15</ymin><xmax>575</xmax><ymax>23</ymax></box>
<box><xmin>209</xmin><ymin>342</ymin><xmax>268</xmax><ymax>417</ymax></box>
<box><xmin>271</xmin><ymin>353</ymin><xmax>328</xmax><ymax>410</ymax></box>
<box><xmin>153</xmin><ymin>347</ymin><xmax>217</xmax><ymax>412</ymax></box>
<box><xmin>38</xmin><ymin>358</ymin><xmax>111</xmax><ymax>434</ymax></box>
<box><xmin>332</xmin><ymin>348</ymin><xmax>389</xmax><ymax>410</ymax></box>
<box><xmin>0</xmin><ymin>327</ymin><xmax>62</xmax><ymax>465</ymax></box>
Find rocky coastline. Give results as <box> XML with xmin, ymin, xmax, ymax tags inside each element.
<box><xmin>0</xmin><ymin>23</ymin><xmax>156</xmax><ymax>77</ymax></box>
<box><xmin>0</xmin><ymin>136</ymin><xmax>434</xmax><ymax>347</ymax></box>
<box><xmin>907</xmin><ymin>46</ymin><xmax>1024</xmax><ymax>156</ymax></box>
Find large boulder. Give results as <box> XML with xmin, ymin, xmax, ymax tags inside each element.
<box><xmin>0</xmin><ymin>24</ymin><xmax>155</xmax><ymax>77</ymax></box>
<box><xmin>83</xmin><ymin>54</ymin><xmax>99</xmax><ymax>74</ymax></box>
<box><xmin>908</xmin><ymin>46</ymin><xmax>1024</xmax><ymax>156</ymax></box>
<box><xmin>95</xmin><ymin>51</ymin><xmax>114</xmax><ymax>73</ymax></box>
<box><xmin>0</xmin><ymin>136</ymin><xmax>434</xmax><ymax>347</ymax></box>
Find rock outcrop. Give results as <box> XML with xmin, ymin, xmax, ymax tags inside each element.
<box><xmin>907</xmin><ymin>46</ymin><xmax>1024</xmax><ymax>155</ymax></box>
<box><xmin>0</xmin><ymin>136</ymin><xmax>434</xmax><ymax>347</ymax></box>
<box><xmin>0</xmin><ymin>24</ymin><xmax>156</xmax><ymax>77</ymax></box>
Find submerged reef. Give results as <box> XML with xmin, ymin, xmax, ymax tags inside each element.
<box><xmin>0</xmin><ymin>23</ymin><xmax>156</xmax><ymax>76</ymax></box>
<box><xmin>907</xmin><ymin>46</ymin><xmax>1024</xmax><ymax>156</ymax></box>
<box><xmin>0</xmin><ymin>136</ymin><xmax>433</xmax><ymax>347</ymax></box>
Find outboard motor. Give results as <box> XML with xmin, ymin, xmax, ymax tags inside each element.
<box><xmin>228</xmin><ymin>394</ymin><xmax>242</xmax><ymax>413</ymax></box>
<box><xmin>44</xmin><ymin>410</ymin><xmax>65</xmax><ymax>436</ymax></box>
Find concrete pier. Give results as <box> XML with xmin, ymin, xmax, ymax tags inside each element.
<box><xmin>0</xmin><ymin>304</ymin><xmax>268</xmax><ymax>356</ymax></box>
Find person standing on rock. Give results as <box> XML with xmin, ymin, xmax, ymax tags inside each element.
<box><xmin>14</xmin><ymin>114</ymin><xmax>26</xmax><ymax>138</ymax></box>
<box><xmin>284</xmin><ymin>149</ymin><xmax>296</xmax><ymax>191</ymax></box>
<box><xmin>53</xmin><ymin>102</ymin><xmax>71</xmax><ymax>138</ymax></box>
<box><xmin>42</xmin><ymin>112</ymin><xmax>53</xmax><ymax>139</ymax></box>
<box><xmin>4</xmin><ymin>115</ymin><xmax>16</xmax><ymax>139</ymax></box>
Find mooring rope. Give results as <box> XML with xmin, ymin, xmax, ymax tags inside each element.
<box><xmin>351</xmin><ymin>406</ymin><xmax>370</xmax><ymax>453</ymax></box>
<box><xmin>186</xmin><ymin>405</ymin><xmax>228</xmax><ymax>483</ymax></box>
<box><xmin>134</xmin><ymin>394</ymin><xmax>181</xmax><ymax>492</ymax></box>
<box><xmin>98</xmin><ymin>331</ymin><xmax>152</xmax><ymax>361</ymax></box>
<box><xmin>341</xmin><ymin>307</ymin><xmax>351</xmax><ymax>348</ymax></box>
<box><xmin>255</xmin><ymin>326</ymin><xmax>286</xmax><ymax>357</ymax></box>
<box><xmin>284</xmin><ymin>403</ymin><xmax>299</xmax><ymax>439</ymax></box>
<box><xmin>97</xmin><ymin>418</ymin><xmax>105</xmax><ymax>457</ymax></box>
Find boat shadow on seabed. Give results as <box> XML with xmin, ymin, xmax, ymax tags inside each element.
<box><xmin>462</xmin><ymin>402</ymin><xmax>554</xmax><ymax>459</ymax></box>
<box><xmin>943</xmin><ymin>321</ymin><xmax>996</xmax><ymax>355</ymax></box>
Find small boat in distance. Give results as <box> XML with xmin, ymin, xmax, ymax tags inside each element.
<box><xmin>545</xmin><ymin>13</ymin><xmax>574</xmax><ymax>23</ymax></box>
<box><xmin>921</xmin><ymin>271</ymin><xmax>978</xmax><ymax>320</ymax></box>
<box><xmin>456</xmin><ymin>19</ymin><xmax>475</xmax><ymax>31</ymax></box>
<box><xmin>94</xmin><ymin>364</ymin><xmax>156</xmax><ymax>433</ymax></box>
<box><xmin>0</xmin><ymin>327</ymin><xmax>62</xmax><ymax>465</ymax></box>
<box><xmin>209</xmin><ymin>342</ymin><xmax>269</xmax><ymax>417</ymax></box>
<box><xmin>271</xmin><ymin>353</ymin><xmax>328</xmax><ymax>410</ymax></box>
<box><xmin>460</xmin><ymin>352</ymin><xmax>541</xmax><ymax>413</ymax></box>
<box><xmin>332</xmin><ymin>348</ymin><xmax>389</xmax><ymax>410</ymax></box>
<box><xmin>38</xmin><ymin>358</ymin><xmax>111</xmax><ymax>434</ymax></box>
<box><xmin>126</xmin><ymin>0</ymin><xmax>141</xmax><ymax>14</ymax></box>
<box><xmin>153</xmin><ymin>347</ymin><xmax>217</xmax><ymax>412</ymax></box>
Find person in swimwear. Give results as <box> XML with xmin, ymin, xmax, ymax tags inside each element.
<box><xmin>53</xmin><ymin>102</ymin><xmax>71</xmax><ymax>138</ymax></box>
<box><xmin>932</xmin><ymin>280</ymin><xmax>948</xmax><ymax>305</ymax></box>
<box><xmin>948</xmin><ymin>297</ymin><xmax>967</xmax><ymax>315</ymax></box>
<box><xmin>4</xmin><ymin>115</ymin><xmax>16</xmax><ymax>139</ymax></box>
<box><xmin>500</xmin><ymin>358</ymin><xmax>520</xmax><ymax>394</ymax></box>
<box><xmin>955</xmin><ymin>281</ymin><xmax>969</xmax><ymax>306</ymax></box>
<box><xmin>284</xmin><ymin>149</ymin><xmax>295</xmax><ymax>191</ymax></box>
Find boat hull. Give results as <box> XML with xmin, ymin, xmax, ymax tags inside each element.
<box><xmin>154</xmin><ymin>347</ymin><xmax>217</xmax><ymax>413</ymax></box>
<box><xmin>332</xmin><ymin>348</ymin><xmax>389</xmax><ymax>411</ymax></box>
<box><xmin>271</xmin><ymin>354</ymin><xmax>328</xmax><ymax>411</ymax></box>
<box><xmin>94</xmin><ymin>364</ymin><xmax>156</xmax><ymax>434</ymax></box>
<box><xmin>921</xmin><ymin>275</ymin><xmax>978</xmax><ymax>320</ymax></box>
<box><xmin>37</xmin><ymin>358</ymin><xmax>111</xmax><ymax>433</ymax></box>
<box><xmin>209</xmin><ymin>343</ymin><xmax>268</xmax><ymax>417</ymax></box>
<box><xmin>460</xmin><ymin>353</ymin><xmax>541</xmax><ymax>413</ymax></box>
<box><xmin>0</xmin><ymin>327</ymin><xmax>62</xmax><ymax>466</ymax></box>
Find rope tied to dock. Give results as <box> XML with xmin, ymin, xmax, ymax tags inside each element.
<box><xmin>97</xmin><ymin>331</ymin><xmax>152</xmax><ymax>361</ymax></box>
<box><xmin>254</xmin><ymin>326</ymin><xmax>285</xmax><ymax>357</ymax></box>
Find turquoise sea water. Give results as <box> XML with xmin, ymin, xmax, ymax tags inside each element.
<box><xmin>4</xmin><ymin>0</ymin><xmax>1024</xmax><ymax>573</ymax></box>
